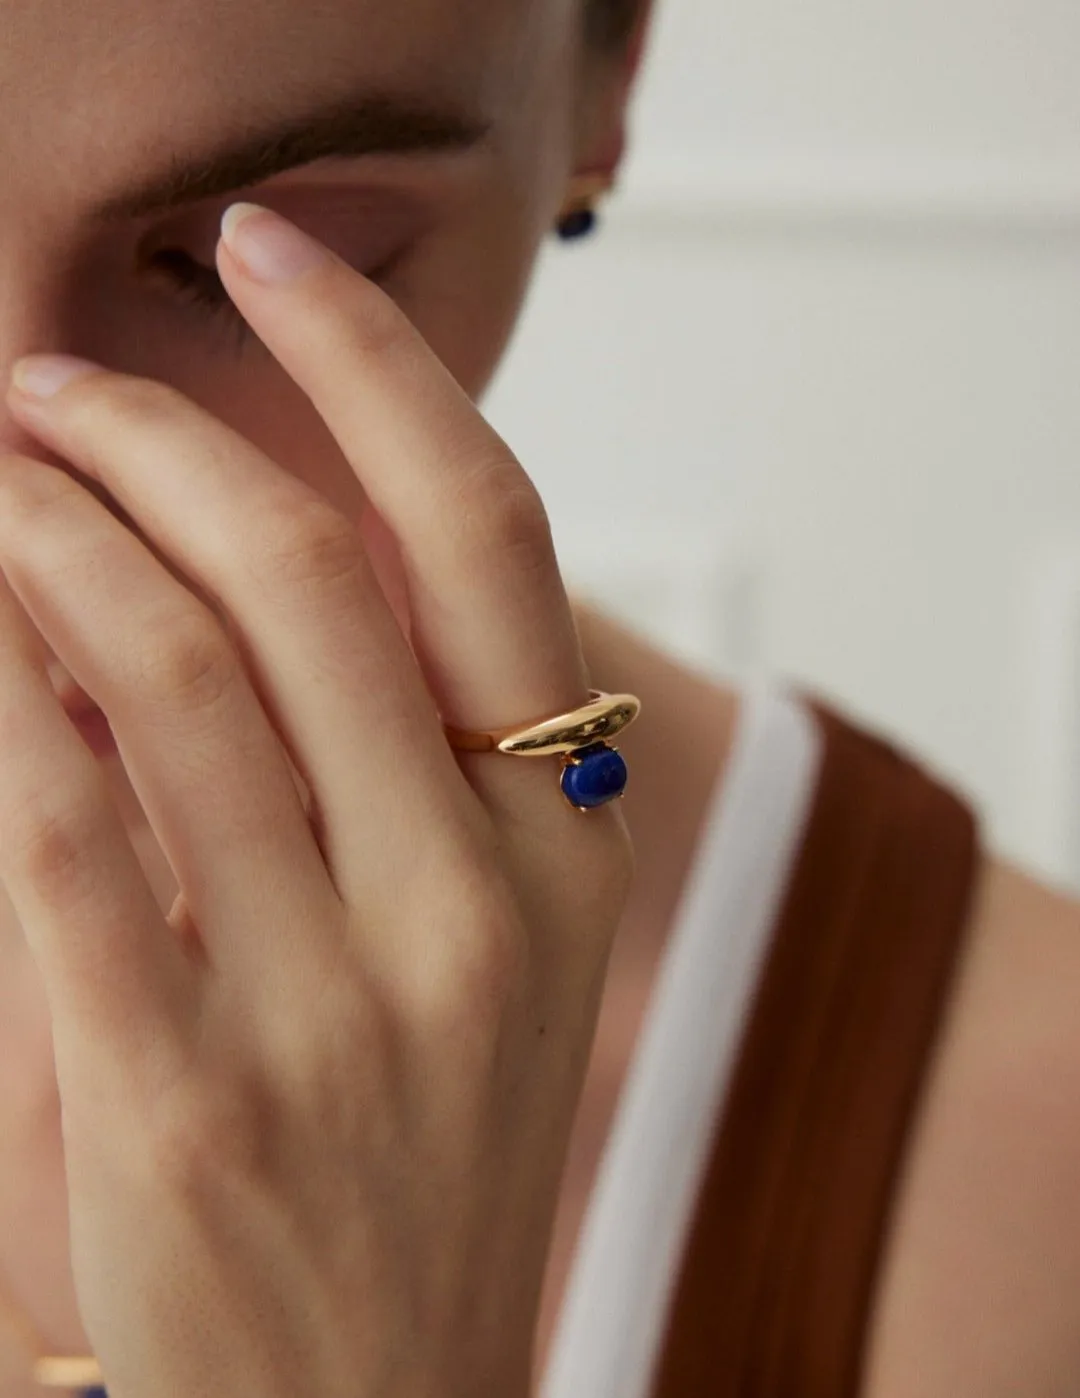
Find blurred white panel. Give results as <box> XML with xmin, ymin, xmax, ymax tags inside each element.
<box><xmin>1021</xmin><ymin>547</ymin><xmax>1080</xmax><ymax>896</ymax></box>
<box><xmin>484</xmin><ymin>0</ymin><xmax>1080</xmax><ymax>883</ymax></box>
<box><xmin>553</xmin><ymin>517</ymin><xmax>765</xmax><ymax>679</ymax></box>
<box><xmin>628</xmin><ymin>0</ymin><xmax>1080</xmax><ymax>184</ymax></box>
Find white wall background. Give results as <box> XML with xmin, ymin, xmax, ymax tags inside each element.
<box><xmin>483</xmin><ymin>0</ymin><xmax>1080</xmax><ymax>896</ymax></box>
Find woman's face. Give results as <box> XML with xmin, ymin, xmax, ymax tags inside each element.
<box><xmin>0</xmin><ymin>0</ymin><xmax>633</xmax><ymax>680</ymax></box>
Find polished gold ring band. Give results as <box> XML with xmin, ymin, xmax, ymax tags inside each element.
<box><xmin>443</xmin><ymin>689</ymin><xmax>641</xmax><ymax>757</ymax></box>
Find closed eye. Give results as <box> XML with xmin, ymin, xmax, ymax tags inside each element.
<box><xmin>131</xmin><ymin>172</ymin><xmax>446</xmax><ymax>358</ymax></box>
<box><xmin>142</xmin><ymin>243</ymin><xmax>400</xmax><ymax>358</ymax></box>
<box><xmin>142</xmin><ymin>245</ymin><xmax>262</xmax><ymax>356</ymax></box>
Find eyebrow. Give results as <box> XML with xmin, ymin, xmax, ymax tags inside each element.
<box><xmin>94</xmin><ymin>91</ymin><xmax>492</xmax><ymax>224</ymax></box>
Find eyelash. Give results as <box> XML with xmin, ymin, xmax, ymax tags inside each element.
<box><xmin>149</xmin><ymin>246</ymin><xmax>397</xmax><ymax>358</ymax></box>
<box><xmin>150</xmin><ymin>248</ymin><xmax>255</xmax><ymax>356</ymax></box>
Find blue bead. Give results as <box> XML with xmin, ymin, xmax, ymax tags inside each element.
<box><xmin>558</xmin><ymin>208</ymin><xmax>598</xmax><ymax>241</ymax></box>
<box><xmin>561</xmin><ymin>743</ymin><xmax>628</xmax><ymax>809</ymax></box>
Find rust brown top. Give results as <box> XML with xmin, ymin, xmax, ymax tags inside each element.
<box><xmin>650</xmin><ymin>695</ymin><xmax>981</xmax><ymax>1397</ymax></box>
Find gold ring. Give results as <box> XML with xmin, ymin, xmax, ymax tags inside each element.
<box><xmin>443</xmin><ymin>690</ymin><xmax>640</xmax><ymax>756</ymax></box>
<box><xmin>443</xmin><ymin>689</ymin><xmax>641</xmax><ymax>811</ymax></box>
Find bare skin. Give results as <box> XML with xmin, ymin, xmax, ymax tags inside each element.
<box><xmin>863</xmin><ymin>858</ymin><xmax>1080</xmax><ymax>1396</ymax></box>
<box><xmin>0</xmin><ymin>0</ymin><xmax>1079</xmax><ymax>1392</ymax></box>
<box><xmin>539</xmin><ymin>610</ymin><xmax>1080</xmax><ymax>1395</ymax></box>
<box><xmin>0</xmin><ymin>602</ymin><xmax>744</xmax><ymax>1394</ymax></box>
<box><xmin>0</xmin><ymin>0</ymin><xmax>646</xmax><ymax>1389</ymax></box>
<box><xmin>4</xmin><ymin>609</ymin><xmax>1080</xmax><ymax>1397</ymax></box>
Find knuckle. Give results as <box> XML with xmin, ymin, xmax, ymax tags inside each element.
<box><xmin>251</xmin><ymin>497</ymin><xmax>363</xmax><ymax>596</ymax></box>
<box><xmin>406</xmin><ymin>893</ymin><xmax>530</xmax><ymax>1039</ymax></box>
<box><xmin>323</xmin><ymin>986</ymin><xmax>388</xmax><ymax>1069</ymax></box>
<box><xmin>145</xmin><ymin>1077</ymin><xmax>274</xmax><ymax>1198</ymax></box>
<box><xmin>289</xmin><ymin>973</ymin><xmax>397</xmax><ymax>1101</ymax></box>
<box><xmin>5</xmin><ymin>783</ymin><xmax>108</xmax><ymax>905</ymax></box>
<box><xmin>467</xmin><ymin>470</ymin><xmax>556</xmax><ymax>580</ymax></box>
<box><xmin>134</xmin><ymin>608</ymin><xmax>238</xmax><ymax>713</ymax></box>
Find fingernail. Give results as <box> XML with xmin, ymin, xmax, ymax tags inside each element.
<box><xmin>221</xmin><ymin>203</ymin><xmax>330</xmax><ymax>284</ymax></box>
<box><xmin>11</xmin><ymin>354</ymin><xmax>102</xmax><ymax>399</ymax></box>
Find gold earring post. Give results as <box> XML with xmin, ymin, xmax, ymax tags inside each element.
<box><xmin>558</xmin><ymin>172</ymin><xmax>616</xmax><ymax>221</ymax></box>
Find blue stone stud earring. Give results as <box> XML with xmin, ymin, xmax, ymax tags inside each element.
<box><xmin>557</xmin><ymin>206</ymin><xmax>599</xmax><ymax>241</ymax></box>
<box><xmin>556</xmin><ymin>173</ymin><xmax>614</xmax><ymax>242</ymax></box>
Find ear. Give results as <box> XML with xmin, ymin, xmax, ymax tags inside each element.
<box><xmin>573</xmin><ymin>0</ymin><xmax>658</xmax><ymax>180</ymax></box>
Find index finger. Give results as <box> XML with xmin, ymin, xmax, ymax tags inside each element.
<box><xmin>215</xmin><ymin>203</ymin><xmax>590</xmax><ymax>743</ymax></box>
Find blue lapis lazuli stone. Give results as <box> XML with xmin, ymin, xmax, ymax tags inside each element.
<box><xmin>558</xmin><ymin>207</ymin><xmax>598</xmax><ymax>241</ymax></box>
<box><xmin>561</xmin><ymin>743</ymin><xmax>628</xmax><ymax>809</ymax></box>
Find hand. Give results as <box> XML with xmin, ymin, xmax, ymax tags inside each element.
<box><xmin>0</xmin><ymin>204</ymin><xmax>633</xmax><ymax>1398</ymax></box>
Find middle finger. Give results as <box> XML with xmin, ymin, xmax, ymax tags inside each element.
<box><xmin>0</xmin><ymin>456</ymin><xmax>331</xmax><ymax>990</ymax></box>
<box><xmin>2</xmin><ymin>368</ymin><xmax>476</xmax><ymax>916</ymax></box>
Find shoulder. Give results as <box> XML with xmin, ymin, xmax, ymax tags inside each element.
<box><xmin>863</xmin><ymin>857</ymin><xmax>1080</xmax><ymax>1397</ymax></box>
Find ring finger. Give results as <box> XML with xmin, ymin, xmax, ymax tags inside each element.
<box><xmin>0</xmin><ymin>456</ymin><xmax>336</xmax><ymax>990</ymax></box>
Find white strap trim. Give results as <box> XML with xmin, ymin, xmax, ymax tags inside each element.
<box><xmin>540</xmin><ymin>684</ymin><xmax>824</xmax><ymax>1398</ymax></box>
